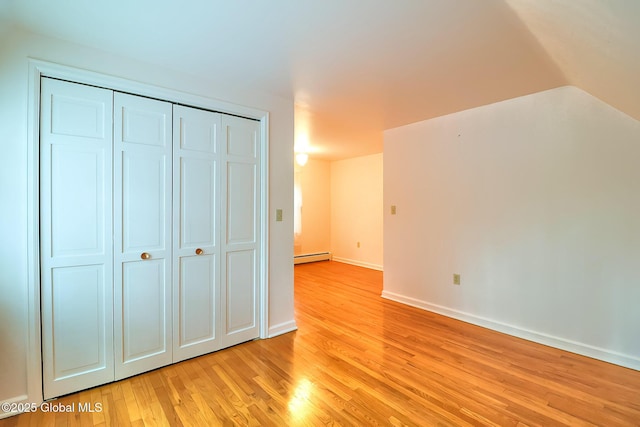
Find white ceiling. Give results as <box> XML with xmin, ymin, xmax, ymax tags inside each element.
<box><xmin>1</xmin><ymin>0</ymin><xmax>638</xmax><ymax>160</ymax></box>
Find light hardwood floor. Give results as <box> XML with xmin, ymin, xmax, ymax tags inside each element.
<box><xmin>2</xmin><ymin>261</ymin><xmax>639</xmax><ymax>426</ymax></box>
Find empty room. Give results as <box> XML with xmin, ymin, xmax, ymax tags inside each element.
<box><xmin>1</xmin><ymin>1</ymin><xmax>639</xmax><ymax>425</ymax></box>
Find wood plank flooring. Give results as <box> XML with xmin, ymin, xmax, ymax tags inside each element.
<box><xmin>2</xmin><ymin>261</ymin><xmax>639</xmax><ymax>426</ymax></box>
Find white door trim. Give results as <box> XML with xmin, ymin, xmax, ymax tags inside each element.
<box><xmin>27</xmin><ymin>58</ymin><xmax>270</xmax><ymax>406</ymax></box>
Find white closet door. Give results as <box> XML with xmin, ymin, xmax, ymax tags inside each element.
<box><xmin>113</xmin><ymin>93</ymin><xmax>173</xmax><ymax>379</ymax></box>
<box><xmin>221</xmin><ymin>115</ymin><xmax>261</xmax><ymax>347</ymax></box>
<box><xmin>172</xmin><ymin>105</ymin><xmax>222</xmax><ymax>361</ymax></box>
<box><xmin>40</xmin><ymin>78</ymin><xmax>114</xmax><ymax>399</ymax></box>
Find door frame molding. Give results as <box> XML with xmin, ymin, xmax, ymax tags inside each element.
<box><xmin>27</xmin><ymin>59</ymin><xmax>270</xmax><ymax>405</ymax></box>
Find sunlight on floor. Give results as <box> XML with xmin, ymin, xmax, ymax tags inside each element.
<box><xmin>288</xmin><ymin>378</ymin><xmax>314</xmax><ymax>422</ymax></box>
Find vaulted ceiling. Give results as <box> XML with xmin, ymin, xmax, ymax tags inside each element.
<box><xmin>1</xmin><ymin>0</ymin><xmax>638</xmax><ymax>160</ymax></box>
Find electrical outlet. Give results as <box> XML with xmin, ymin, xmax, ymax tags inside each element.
<box><xmin>453</xmin><ymin>274</ymin><xmax>461</xmax><ymax>285</ymax></box>
<box><xmin>357</xmin><ymin>241</ymin><xmax>360</xmax><ymax>248</ymax></box>
<box><xmin>391</xmin><ymin>205</ymin><xmax>397</xmax><ymax>215</ymax></box>
<box><xmin>276</xmin><ymin>209</ymin><xmax>283</xmax><ymax>222</ymax></box>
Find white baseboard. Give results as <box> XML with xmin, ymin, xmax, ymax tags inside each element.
<box><xmin>268</xmin><ymin>320</ymin><xmax>298</xmax><ymax>338</ymax></box>
<box><xmin>332</xmin><ymin>257</ymin><xmax>383</xmax><ymax>271</ymax></box>
<box><xmin>381</xmin><ymin>290</ymin><xmax>640</xmax><ymax>372</ymax></box>
<box><xmin>294</xmin><ymin>252</ymin><xmax>331</xmax><ymax>264</ymax></box>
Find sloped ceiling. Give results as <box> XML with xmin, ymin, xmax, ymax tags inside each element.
<box><xmin>505</xmin><ymin>0</ymin><xmax>640</xmax><ymax>123</ymax></box>
<box><xmin>1</xmin><ymin>0</ymin><xmax>637</xmax><ymax>160</ymax></box>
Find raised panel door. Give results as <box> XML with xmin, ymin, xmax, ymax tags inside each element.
<box><xmin>113</xmin><ymin>92</ymin><xmax>173</xmax><ymax>379</ymax></box>
<box><xmin>172</xmin><ymin>105</ymin><xmax>222</xmax><ymax>361</ymax></box>
<box><xmin>221</xmin><ymin>115</ymin><xmax>260</xmax><ymax>347</ymax></box>
<box><xmin>40</xmin><ymin>77</ymin><xmax>114</xmax><ymax>399</ymax></box>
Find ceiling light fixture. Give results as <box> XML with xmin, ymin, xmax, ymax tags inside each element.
<box><xmin>295</xmin><ymin>152</ymin><xmax>309</xmax><ymax>166</ymax></box>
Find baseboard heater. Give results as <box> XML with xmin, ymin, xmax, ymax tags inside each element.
<box><xmin>294</xmin><ymin>252</ymin><xmax>332</xmax><ymax>264</ymax></box>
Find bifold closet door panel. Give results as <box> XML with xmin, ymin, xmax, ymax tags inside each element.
<box><xmin>172</xmin><ymin>105</ymin><xmax>222</xmax><ymax>362</ymax></box>
<box><xmin>113</xmin><ymin>92</ymin><xmax>173</xmax><ymax>380</ymax></box>
<box><xmin>40</xmin><ymin>77</ymin><xmax>115</xmax><ymax>399</ymax></box>
<box><xmin>221</xmin><ymin>115</ymin><xmax>261</xmax><ymax>348</ymax></box>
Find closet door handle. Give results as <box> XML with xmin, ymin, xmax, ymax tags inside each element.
<box><xmin>195</xmin><ymin>248</ymin><xmax>204</xmax><ymax>255</ymax></box>
<box><xmin>141</xmin><ymin>252</ymin><xmax>151</xmax><ymax>260</ymax></box>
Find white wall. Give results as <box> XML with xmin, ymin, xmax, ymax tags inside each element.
<box><xmin>331</xmin><ymin>154</ymin><xmax>383</xmax><ymax>270</ymax></box>
<box><xmin>0</xmin><ymin>25</ymin><xmax>30</xmax><ymax>408</ymax></box>
<box><xmin>384</xmin><ymin>86</ymin><xmax>640</xmax><ymax>370</ymax></box>
<box><xmin>293</xmin><ymin>154</ymin><xmax>384</xmax><ymax>270</ymax></box>
<box><xmin>295</xmin><ymin>159</ymin><xmax>331</xmax><ymax>256</ymax></box>
<box><xmin>0</xmin><ymin>29</ymin><xmax>295</xmax><ymax>409</ymax></box>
